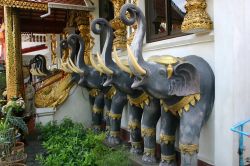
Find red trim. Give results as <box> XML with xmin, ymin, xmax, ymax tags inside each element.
<box><xmin>22</xmin><ymin>44</ymin><xmax>48</xmax><ymax>54</ymax></box>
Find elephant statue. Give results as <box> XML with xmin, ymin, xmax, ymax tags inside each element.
<box><xmin>60</xmin><ymin>34</ymin><xmax>114</xmax><ymax>134</ymax></box>
<box><xmin>91</xmin><ymin>17</ymin><xmax>161</xmax><ymax>160</ymax></box>
<box><xmin>29</xmin><ymin>54</ymin><xmax>50</xmax><ymax>77</ymax></box>
<box><xmin>120</xmin><ymin>3</ymin><xmax>215</xmax><ymax>166</ymax></box>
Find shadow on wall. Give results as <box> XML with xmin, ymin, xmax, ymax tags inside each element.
<box><xmin>54</xmin><ymin>85</ymin><xmax>92</xmax><ymax>127</ymax></box>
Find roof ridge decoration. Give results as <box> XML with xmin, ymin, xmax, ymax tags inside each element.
<box><xmin>0</xmin><ymin>0</ymin><xmax>48</xmax><ymax>11</ymax></box>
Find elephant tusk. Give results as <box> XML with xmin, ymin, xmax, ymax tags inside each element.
<box><xmin>68</xmin><ymin>58</ymin><xmax>84</xmax><ymax>74</ymax></box>
<box><xmin>90</xmin><ymin>54</ymin><xmax>104</xmax><ymax>74</ymax></box>
<box><xmin>113</xmin><ymin>46</ymin><xmax>132</xmax><ymax>75</ymax></box>
<box><xmin>127</xmin><ymin>44</ymin><xmax>146</xmax><ymax>75</ymax></box>
<box><xmin>60</xmin><ymin>58</ymin><xmax>73</xmax><ymax>73</ymax></box>
<box><xmin>96</xmin><ymin>52</ymin><xmax>113</xmax><ymax>75</ymax></box>
<box><xmin>37</xmin><ymin>68</ymin><xmax>47</xmax><ymax>76</ymax></box>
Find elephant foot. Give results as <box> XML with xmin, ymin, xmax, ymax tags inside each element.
<box><xmin>92</xmin><ymin>127</ymin><xmax>102</xmax><ymax>134</ymax></box>
<box><xmin>108</xmin><ymin>136</ymin><xmax>121</xmax><ymax>146</ymax></box>
<box><xmin>142</xmin><ymin>154</ymin><xmax>157</xmax><ymax>164</ymax></box>
<box><xmin>130</xmin><ymin>147</ymin><xmax>143</xmax><ymax>155</ymax></box>
<box><xmin>159</xmin><ymin>161</ymin><xmax>177</xmax><ymax>166</ymax></box>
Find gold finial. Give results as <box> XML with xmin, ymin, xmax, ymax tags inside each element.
<box><xmin>167</xmin><ymin>64</ymin><xmax>173</xmax><ymax>78</ymax></box>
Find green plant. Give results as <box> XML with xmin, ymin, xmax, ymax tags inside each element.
<box><xmin>36</xmin><ymin>118</ymin><xmax>131</xmax><ymax>166</ymax></box>
<box><xmin>0</xmin><ymin>72</ymin><xmax>6</xmax><ymax>99</ymax></box>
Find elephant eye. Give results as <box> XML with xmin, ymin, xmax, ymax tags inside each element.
<box><xmin>159</xmin><ymin>69</ymin><xmax>165</xmax><ymax>76</ymax></box>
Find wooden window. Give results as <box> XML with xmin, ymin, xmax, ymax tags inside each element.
<box><xmin>145</xmin><ymin>0</ymin><xmax>187</xmax><ymax>43</ymax></box>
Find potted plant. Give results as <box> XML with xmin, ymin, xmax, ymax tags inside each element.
<box><xmin>0</xmin><ymin>97</ymin><xmax>28</xmax><ymax>164</ymax></box>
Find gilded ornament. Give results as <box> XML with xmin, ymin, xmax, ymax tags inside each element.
<box><xmin>127</xmin><ymin>92</ymin><xmax>149</xmax><ymax>108</ymax></box>
<box><xmin>92</xmin><ymin>106</ymin><xmax>103</xmax><ymax>114</ymax></box>
<box><xmin>109</xmin><ymin>112</ymin><xmax>122</xmax><ymax>120</ymax></box>
<box><xmin>89</xmin><ymin>88</ymin><xmax>101</xmax><ymax>97</ymax></box>
<box><xmin>161</xmin><ymin>154</ymin><xmax>176</xmax><ymax>163</ymax></box>
<box><xmin>75</xmin><ymin>11</ymin><xmax>94</xmax><ymax>65</ymax></box>
<box><xmin>144</xmin><ymin>148</ymin><xmax>155</xmax><ymax>156</ymax></box>
<box><xmin>35</xmin><ymin>74</ymin><xmax>74</xmax><ymax>108</ymax></box>
<box><xmin>50</xmin><ymin>34</ymin><xmax>57</xmax><ymax>65</ymax></box>
<box><xmin>128</xmin><ymin>120</ymin><xmax>140</xmax><ymax>130</ymax></box>
<box><xmin>179</xmin><ymin>144</ymin><xmax>199</xmax><ymax>155</ymax></box>
<box><xmin>161</xmin><ymin>93</ymin><xmax>201</xmax><ymax>116</ymax></box>
<box><xmin>0</xmin><ymin>0</ymin><xmax>48</xmax><ymax>11</ymax></box>
<box><xmin>181</xmin><ymin>0</ymin><xmax>213</xmax><ymax>33</ymax></box>
<box><xmin>110</xmin><ymin>0</ymin><xmax>127</xmax><ymax>49</ymax></box>
<box><xmin>5</xmin><ymin>7</ymin><xmax>24</xmax><ymax>100</ymax></box>
<box><xmin>159</xmin><ymin>134</ymin><xmax>175</xmax><ymax>144</ymax></box>
<box><xmin>104</xmin><ymin>86</ymin><xmax>116</xmax><ymax>99</ymax></box>
<box><xmin>141</xmin><ymin>128</ymin><xmax>156</xmax><ymax>137</ymax></box>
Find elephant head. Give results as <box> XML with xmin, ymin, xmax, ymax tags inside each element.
<box><xmin>91</xmin><ymin>18</ymin><xmax>138</xmax><ymax>95</ymax></box>
<box><xmin>120</xmin><ymin>4</ymin><xmax>200</xmax><ymax>99</ymax></box>
<box><xmin>67</xmin><ymin>34</ymin><xmax>106</xmax><ymax>89</ymax></box>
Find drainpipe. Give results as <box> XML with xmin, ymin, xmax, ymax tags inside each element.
<box><xmin>40</xmin><ymin>0</ymin><xmax>95</xmax><ymax>18</ymax></box>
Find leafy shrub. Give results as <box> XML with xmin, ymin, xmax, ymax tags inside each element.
<box><xmin>36</xmin><ymin>118</ymin><xmax>131</xmax><ymax>166</ymax></box>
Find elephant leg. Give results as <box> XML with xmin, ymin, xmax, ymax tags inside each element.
<box><xmin>141</xmin><ymin>98</ymin><xmax>161</xmax><ymax>164</ymax></box>
<box><xmin>104</xmin><ymin>98</ymin><xmax>112</xmax><ymax>137</ymax></box>
<box><xmin>89</xmin><ymin>94</ymin><xmax>95</xmax><ymax>109</ymax></box>
<box><xmin>92</xmin><ymin>93</ymin><xmax>104</xmax><ymax>133</ymax></box>
<box><xmin>128</xmin><ymin>104</ymin><xmax>143</xmax><ymax>155</ymax></box>
<box><xmin>108</xmin><ymin>91</ymin><xmax>127</xmax><ymax>146</ymax></box>
<box><xmin>179</xmin><ymin>108</ymin><xmax>204</xmax><ymax>166</ymax></box>
<box><xmin>159</xmin><ymin>110</ymin><xmax>178</xmax><ymax>166</ymax></box>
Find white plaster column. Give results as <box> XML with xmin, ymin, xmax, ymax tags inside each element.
<box><xmin>214</xmin><ymin>1</ymin><xmax>250</xmax><ymax>165</ymax></box>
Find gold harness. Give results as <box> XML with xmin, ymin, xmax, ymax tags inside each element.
<box><xmin>160</xmin><ymin>93</ymin><xmax>201</xmax><ymax>116</ymax></box>
<box><xmin>104</xmin><ymin>86</ymin><xmax>116</xmax><ymax>99</ymax></box>
<box><xmin>127</xmin><ymin>92</ymin><xmax>150</xmax><ymax>109</ymax></box>
<box><xmin>89</xmin><ymin>88</ymin><xmax>101</xmax><ymax>97</ymax></box>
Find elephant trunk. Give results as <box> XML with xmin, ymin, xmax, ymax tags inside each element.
<box><xmin>120</xmin><ymin>4</ymin><xmax>147</xmax><ymax>76</ymax></box>
<box><xmin>67</xmin><ymin>34</ymin><xmax>87</xmax><ymax>71</ymax></box>
<box><xmin>91</xmin><ymin>18</ymin><xmax>116</xmax><ymax>70</ymax></box>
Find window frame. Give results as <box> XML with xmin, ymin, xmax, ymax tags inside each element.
<box><xmin>145</xmin><ymin>0</ymin><xmax>187</xmax><ymax>43</ymax></box>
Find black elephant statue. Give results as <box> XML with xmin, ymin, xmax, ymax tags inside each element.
<box><xmin>29</xmin><ymin>54</ymin><xmax>52</xmax><ymax>78</ymax></box>
<box><xmin>120</xmin><ymin>3</ymin><xmax>215</xmax><ymax>166</ymax></box>
<box><xmin>60</xmin><ymin>34</ymin><xmax>114</xmax><ymax>134</ymax></box>
<box><xmin>91</xmin><ymin>18</ymin><xmax>161</xmax><ymax>160</ymax></box>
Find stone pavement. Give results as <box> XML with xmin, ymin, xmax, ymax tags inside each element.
<box><xmin>24</xmin><ymin>131</ymin><xmax>45</xmax><ymax>166</ymax></box>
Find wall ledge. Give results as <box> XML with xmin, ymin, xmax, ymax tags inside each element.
<box><xmin>143</xmin><ymin>31</ymin><xmax>214</xmax><ymax>52</ymax></box>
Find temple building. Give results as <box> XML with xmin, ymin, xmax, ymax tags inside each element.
<box><xmin>0</xmin><ymin>0</ymin><xmax>249</xmax><ymax>166</ymax></box>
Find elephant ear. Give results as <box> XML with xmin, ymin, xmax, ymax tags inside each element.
<box><xmin>169</xmin><ymin>62</ymin><xmax>200</xmax><ymax>96</ymax></box>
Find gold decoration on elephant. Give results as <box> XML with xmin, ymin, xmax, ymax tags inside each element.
<box><xmin>92</xmin><ymin>106</ymin><xmax>103</xmax><ymax>114</ymax></box>
<box><xmin>161</xmin><ymin>93</ymin><xmax>201</xmax><ymax>116</ymax></box>
<box><xmin>127</xmin><ymin>92</ymin><xmax>150</xmax><ymax>109</ymax></box>
<box><xmin>179</xmin><ymin>144</ymin><xmax>199</xmax><ymax>155</ymax></box>
<box><xmin>35</xmin><ymin>74</ymin><xmax>74</xmax><ymax>108</ymax></box>
<box><xmin>104</xmin><ymin>86</ymin><xmax>116</xmax><ymax>99</ymax></box>
<box><xmin>131</xmin><ymin>141</ymin><xmax>142</xmax><ymax>149</ymax></box>
<box><xmin>127</xmin><ymin>0</ymin><xmax>139</xmax><ymax>45</ymax></box>
<box><xmin>144</xmin><ymin>148</ymin><xmax>155</xmax><ymax>156</ymax></box>
<box><xmin>161</xmin><ymin>154</ymin><xmax>176</xmax><ymax>163</ymax></box>
<box><xmin>148</xmin><ymin>55</ymin><xmax>180</xmax><ymax>78</ymax></box>
<box><xmin>5</xmin><ymin>7</ymin><xmax>24</xmax><ymax>100</ymax></box>
<box><xmin>110</xmin><ymin>131</ymin><xmax>120</xmax><ymax>137</ymax></box>
<box><xmin>128</xmin><ymin>120</ymin><xmax>140</xmax><ymax>130</ymax></box>
<box><xmin>0</xmin><ymin>0</ymin><xmax>48</xmax><ymax>11</ymax></box>
<box><xmin>141</xmin><ymin>128</ymin><xmax>156</xmax><ymax>137</ymax></box>
<box><xmin>160</xmin><ymin>134</ymin><xmax>175</xmax><ymax>144</ymax></box>
<box><xmin>89</xmin><ymin>88</ymin><xmax>101</xmax><ymax>97</ymax></box>
<box><xmin>51</xmin><ymin>34</ymin><xmax>57</xmax><ymax>65</ymax></box>
<box><xmin>109</xmin><ymin>112</ymin><xmax>122</xmax><ymax>120</ymax></box>
<box><xmin>110</xmin><ymin>0</ymin><xmax>127</xmax><ymax>49</ymax></box>
<box><xmin>75</xmin><ymin>11</ymin><xmax>94</xmax><ymax>65</ymax></box>
<box><xmin>181</xmin><ymin>0</ymin><xmax>213</xmax><ymax>33</ymax></box>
